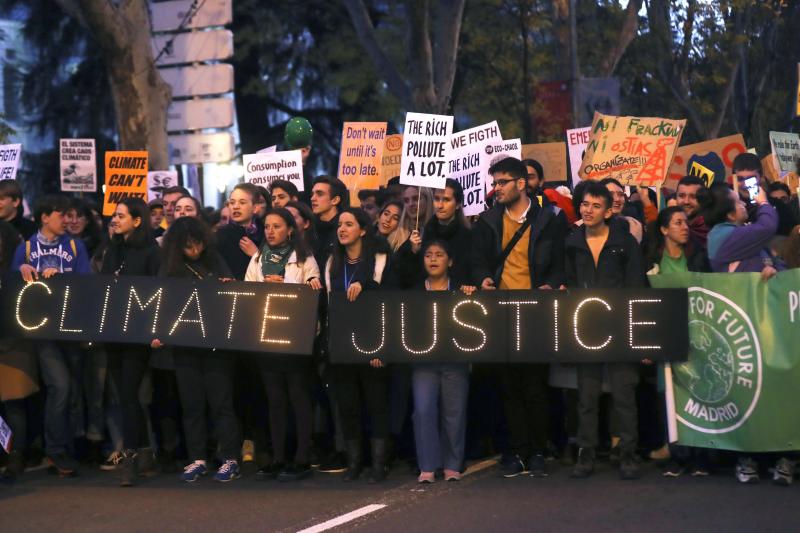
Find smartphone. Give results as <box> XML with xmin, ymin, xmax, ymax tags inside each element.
<box><xmin>744</xmin><ymin>177</ymin><xmax>759</xmax><ymax>200</ymax></box>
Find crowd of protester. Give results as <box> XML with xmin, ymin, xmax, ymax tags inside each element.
<box><xmin>1</xmin><ymin>149</ymin><xmax>799</xmax><ymax>488</ymax></box>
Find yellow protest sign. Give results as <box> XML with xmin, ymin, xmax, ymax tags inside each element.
<box><xmin>337</xmin><ymin>122</ymin><xmax>387</xmax><ymax>206</ymax></box>
<box><xmin>521</xmin><ymin>142</ymin><xmax>568</xmax><ymax>182</ymax></box>
<box><xmin>665</xmin><ymin>134</ymin><xmax>746</xmax><ymax>190</ymax></box>
<box><xmin>579</xmin><ymin>112</ymin><xmax>686</xmax><ymax>186</ymax></box>
<box><xmin>380</xmin><ymin>134</ymin><xmax>403</xmax><ymax>187</ymax></box>
<box><xmin>103</xmin><ymin>151</ymin><xmax>148</xmax><ymax>216</ymax></box>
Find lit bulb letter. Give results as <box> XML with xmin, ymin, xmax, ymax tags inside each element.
<box><xmin>218</xmin><ymin>291</ymin><xmax>256</xmax><ymax>339</ymax></box>
<box><xmin>124</xmin><ymin>287</ymin><xmax>163</xmax><ymax>334</ymax></box>
<box><xmin>352</xmin><ymin>302</ymin><xmax>386</xmax><ymax>355</ymax></box>
<box><xmin>498</xmin><ymin>300</ymin><xmax>538</xmax><ymax>351</ymax></box>
<box><xmin>452</xmin><ymin>300</ymin><xmax>488</xmax><ymax>352</ymax></box>
<box><xmin>628</xmin><ymin>299</ymin><xmax>662</xmax><ymax>350</ymax></box>
<box><xmin>573</xmin><ymin>297</ymin><xmax>612</xmax><ymax>350</ymax></box>
<box><xmin>401</xmin><ymin>302</ymin><xmax>437</xmax><ymax>355</ymax></box>
<box><xmin>59</xmin><ymin>285</ymin><xmax>83</xmax><ymax>333</ymax></box>
<box><xmin>260</xmin><ymin>293</ymin><xmax>296</xmax><ymax>345</ymax></box>
<box><xmin>16</xmin><ymin>281</ymin><xmax>52</xmax><ymax>331</ymax></box>
<box><xmin>169</xmin><ymin>289</ymin><xmax>206</xmax><ymax>337</ymax></box>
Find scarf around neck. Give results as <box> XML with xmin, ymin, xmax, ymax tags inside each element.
<box><xmin>259</xmin><ymin>242</ymin><xmax>293</xmax><ymax>276</ymax></box>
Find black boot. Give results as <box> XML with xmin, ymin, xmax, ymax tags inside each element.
<box><xmin>368</xmin><ymin>439</ymin><xmax>387</xmax><ymax>483</ymax></box>
<box><xmin>343</xmin><ymin>440</ymin><xmax>362</xmax><ymax>482</ymax></box>
<box><xmin>119</xmin><ymin>450</ymin><xmax>138</xmax><ymax>487</ymax></box>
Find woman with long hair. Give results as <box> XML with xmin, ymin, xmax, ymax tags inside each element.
<box><xmin>374</xmin><ymin>200</ymin><xmax>403</xmax><ymax>252</ymax></box>
<box><xmin>285</xmin><ymin>200</ymin><xmax>317</xmax><ymax>253</ymax></box>
<box><xmin>325</xmin><ymin>208</ymin><xmax>395</xmax><ymax>482</ymax></box>
<box><xmin>100</xmin><ymin>197</ymin><xmax>161</xmax><ymax>486</ymax></box>
<box><xmin>151</xmin><ymin>217</ymin><xmax>242</xmax><ymax>483</ymax></box>
<box><xmin>387</xmin><ymin>186</ymin><xmax>434</xmax><ymax>252</ymax></box>
<box><xmin>245</xmin><ymin>207</ymin><xmax>322</xmax><ymax>481</ymax></box>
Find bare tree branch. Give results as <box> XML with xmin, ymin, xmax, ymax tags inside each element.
<box><xmin>599</xmin><ymin>0</ymin><xmax>642</xmax><ymax>76</ymax></box>
<box><xmin>406</xmin><ymin>0</ymin><xmax>435</xmax><ymax>111</ymax></box>
<box><xmin>341</xmin><ymin>0</ymin><xmax>413</xmax><ymax>109</ymax></box>
<box><xmin>432</xmin><ymin>0</ymin><xmax>466</xmax><ymax>112</ymax></box>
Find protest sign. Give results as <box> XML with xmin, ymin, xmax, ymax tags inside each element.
<box><xmin>481</xmin><ymin>139</ymin><xmax>522</xmax><ymax>194</ymax></box>
<box><xmin>769</xmin><ymin>131</ymin><xmax>800</xmax><ymax>173</ymax></box>
<box><xmin>1</xmin><ymin>274</ymin><xmax>319</xmax><ymax>356</ymax></box>
<box><xmin>0</xmin><ymin>143</ymin><xmax>21</xmax><ymax>181</ymax></box>
<box><xmin>400</xmin><ymin>112</ymin><xmax>453</xmax><ymax>189</ymax></box>
<box><xmin>103</xmin><ymin>151</ymin><xmax>148</xmax><ymax>216</ymax></box>
<box><xmin>0</xmin><ymin>413</ymin><xmax>11</xmax><ymax>453</ymax></box>
<box><xmin>243</xmin><ymin>150</ymin><xmax>304</xmax><ymax>191</ymax></box>
<box><xmin>651</xmin><ymin>270</ymin><xmax>800</xmax><ymax>452</ymax></box>
<box><xmin>521</xmin><ymin>142</ymin><xmax>568</xmax><ymax>183</ymax></box>
<box><xmin>257</xmin><ymin>145</ymin><xmax>277</xmax><ymax>154</ymax></box>
<box><xmin>665</xmin><ymin>134</ymin><xmax>746</xmax><ymax>190</ymax></box>
<box><xmin>447</xmin><ymin>121</ymin><xmax>501</xmax><ymax>216</ymax></box>
<box><xmin>147</xmin><ymin>170</ymin><xmax>179</xmax><ymax>202</ymax></box>
<box><xmin>380</xmin><ymin>134</ymin><xmax>403</xmax><ymax>187</ymax></box>
<box><xmin>59</xmin><ymin>139</ymin><xmax>96</xmax><ymax>192</ymax></box>
<box><xmin>329</xmin><ymin>288</ymin><xmax>688</xmax><ymax>364</ymax></box>
<box><xmin>566</xmin><ymin>127</ymin><xmax>591</xmax><ymax>185</ymax></box>
<box><xmin>337</xmin><ymin>122</ymin><xmax>387</xmax><ymax>206</ymax></box>
<box><xmin>579</xmin><ymin>112</ymin><xmax>685</xmax><ymax>186</ymax></box>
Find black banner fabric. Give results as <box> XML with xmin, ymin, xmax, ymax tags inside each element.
<box><xmin>329</xmin><ymin>289</ymin><xmax>689</xmax><ymax>363</ymax></box>
<box><xmin>1</xmin><ymin>274</ymin><xmax>319</xmax><ymax>355</ymax></box>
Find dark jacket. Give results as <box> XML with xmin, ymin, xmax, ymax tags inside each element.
<box><xmin>100</xmin><ymin>238</ymin><xmax>160</xmax><ymax>277</ymax></box>
<box><xmin>471</xmin><ymin>199</ymin><xmax>567</xmax><ymax>288</ymax></box>
<box><xmin>9</xmin><ymin>215</ymin><xmax>36</xmax><ymax>241</ymax></box>
<box><xmin>313</xmin><ymin>213</ymin><xmax>340</xmax><ymax>272</ymax></box>
<box><xmin>395</xmin><ymin>216</ymin><xmax>473</xmax><ymax>289</ymax></box>
<box><xmin>158</xmin><ymin>250</ymin><xmax>232</xmax><ymax>279</ymax></box>
<box><xmin>215</xmin><ymin>219</ymin><xmax>264</xmax><ymax>280</ymax></box>
<box><xmin>565</xmin><ymin>222</ymin><xmax>644</xmax><ymax>289</ymax></box>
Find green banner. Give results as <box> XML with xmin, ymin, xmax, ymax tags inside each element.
<box><xmin>650</xmin><ymin>270</ymin><xmax>800</xmax><ymax>452</ymax></box>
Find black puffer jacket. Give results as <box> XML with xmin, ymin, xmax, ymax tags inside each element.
<box><xmin>564</xmin><ymin>222</ymin><xmax>644</xmax><ymax>289</ymax></box>
<box><xmin>395</xmin><ymin>216</ymin><xmax>473</xmax><ymax>289</ymax></box>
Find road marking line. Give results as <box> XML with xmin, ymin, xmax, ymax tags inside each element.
<box><xmin>297</xmin><ymin>504</ymin><xmax>387</xmax><ymax>533</ymax></box>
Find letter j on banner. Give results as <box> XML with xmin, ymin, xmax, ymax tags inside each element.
<box><xmin>400</xmin><ymin>112</ymin><xmax>454</xmax><ymax>189</ymax></box>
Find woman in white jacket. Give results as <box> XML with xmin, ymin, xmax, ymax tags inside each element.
<box><xmin>245</xmin><ymin>207</ymin><xmax>321</xmax><ymax>481</ymax></box>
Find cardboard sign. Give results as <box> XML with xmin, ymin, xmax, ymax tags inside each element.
<box><xmin>243</xmin><ymin>150</ymin><xmax>304</xmax><ymax>191</ymax></box>
<box><xmin>769</xmin><ymin>132</ymin><xmax>800</xmax><ymax>173</ymax></box>
<box><xmin>103</xmin><ymin>151</ymin><xmax>148</xmax><ymax>216</ymax></box>
<box><xmin>1</xmin><ymin>274</ymin><xmax>319</xmax><ymax>356</ymax></box>
<box><xmin>380</xmin><ymin>134</ymin><xmax>403</xmax><ymax>186</ymax></box>
<box><xmin>665</xmin><ymin>134</ymin><xmax>747</xmax><ymax>190</ymax></box>
<box><xmin>521</xmin><ymin>142</ymin><xmax>568</xmax><ymax>183</ymax></box>
<box><xmin>0</xmin><ymin>143</ymin><xmax>21</xmax><ymax>181</ymax></box>
<box><xmin>337</xmin><ymin>122</ymin><xmax>387</xmax><ymax>206</ymax></box>
<box><xmin>147</xmin><ymin>170</ymin><xmax>179</xmax><ymax>202</ymax></box>
<box><xmin>447</xmin><ymin>121</ymin><xmax>502</xmax><ymax>216</ymax></box>
<box><xmin>579</xmin><ymin>112</ymin><xmax>686</xmax><ymax>186</ymax></box>
<box><xmin>329</xmin><ymin>289</ymin><xmax>689</xmax><ymax>363</ymax></box>
<box><xmin>481</xmin><ymin>139</ymin><xmax>522</xmax><ymax>194</ymax></box>
<box><xmin>59</xmin><ymin>139</ymin><xmax>96</xmax><ymax>192</ymax></box>
<box><xmin>400</xmin><ymin>112</ymin><xmax>453</xmax><ymax>189</ymax></box>
<box><xmin>257</xmin><ymin>145</ymin><xmax>277</xmax><ymax>154</ymax></box>
<box><xmin>566</xmin><ymin>127</ymin><xmax>591</xmax><ymax>185</ymax></box>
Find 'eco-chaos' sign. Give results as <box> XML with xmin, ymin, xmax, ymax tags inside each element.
<box><xmin>329</xmin><ymin>289</ymin><xmax>688</xmax><ymax>363</ymax></box>
<box><xmin>1</xmin><ymin>274</ymin><xmax>319</xmax><ymax>355</ymax></box>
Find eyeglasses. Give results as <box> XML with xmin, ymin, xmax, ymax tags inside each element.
<box><xmin>491</xmin><ymin>178</ymin><xmax>518</xmax><ymax>188</ymax></box>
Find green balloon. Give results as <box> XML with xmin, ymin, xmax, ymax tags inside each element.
<box><xmin>284</xmin><ymin>117</ymin><xmax>313</xmax><ymax>149</ymax></box>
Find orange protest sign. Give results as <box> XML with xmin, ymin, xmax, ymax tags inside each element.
<box><xmin>103</xmin><ymin>151</ymin><xmax>148</xmax><ymax>216</ymax></box>
<box><xmin>579</xmin><ymin>112</ymin><xmax>686</xmax><ymax>186</ymax></box>
<box><xmin>337</xmin><ymin>122</ymin><xmax>387</xmax><ymax>206</ymax></box>
<box><xmin>664</xmin><ymin>134</ymin><xmax>746</xmax><ymax>190</ymax></box>
<box><xmin>521</xmin><ymin>142</ymin><xmax>568</xmax><ymax>182</ymax></box>
<box><xmin>380</xmin><ymin>134</ymin><xmax>403</xmax><ymax>188</ymax></box>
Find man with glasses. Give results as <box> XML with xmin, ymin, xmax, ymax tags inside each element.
<box><xmin>471</xmin><ymin>157</ymin><xmax>567</xmax><ymax>478</ymax></box>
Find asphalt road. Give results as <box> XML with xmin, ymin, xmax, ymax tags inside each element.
<box><xmin>1</xmin><ymin>459</ymin><xmax>798</xmax><ymax>532</ymax></box>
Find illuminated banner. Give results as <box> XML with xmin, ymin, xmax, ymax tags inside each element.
<box><xmin>1</xmin><ymin>275</ymin><xmax>319</xmax><ymax>356</ymax></box>
<box><xmin>329</xmin><ymin>289</ymin><xmax>688</xmax><ymax>363</ymax></box>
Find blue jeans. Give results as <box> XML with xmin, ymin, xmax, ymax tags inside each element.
<box><xmin>412</xmin><ymin>363</ymin><xmax>469</xmax><ymax>473</ymax></box>
<box><xmin>38</xmin><ymin>341</ymin><xmax>81</xmax><ymax>456</ymax></box>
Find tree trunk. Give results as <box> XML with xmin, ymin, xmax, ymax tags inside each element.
<box><xmin>55</xmin><ymin>0</ymin><xmax>171</xmax><ymax>170</ymax></box>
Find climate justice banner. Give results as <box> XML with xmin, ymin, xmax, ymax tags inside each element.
<box><xmin>651</xmin><ymin>271</ymin><xmax>800</xmax><ymax>452</ymax></box>
<box><xmin>329</xmin><ymin>289</ymin><xmax>688</xmax><ymax>364</ymax></box>
<box><xmin>1</xmin><ymin>275</ymin><xmax>319</xmax><ymax>356</ymax></box>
